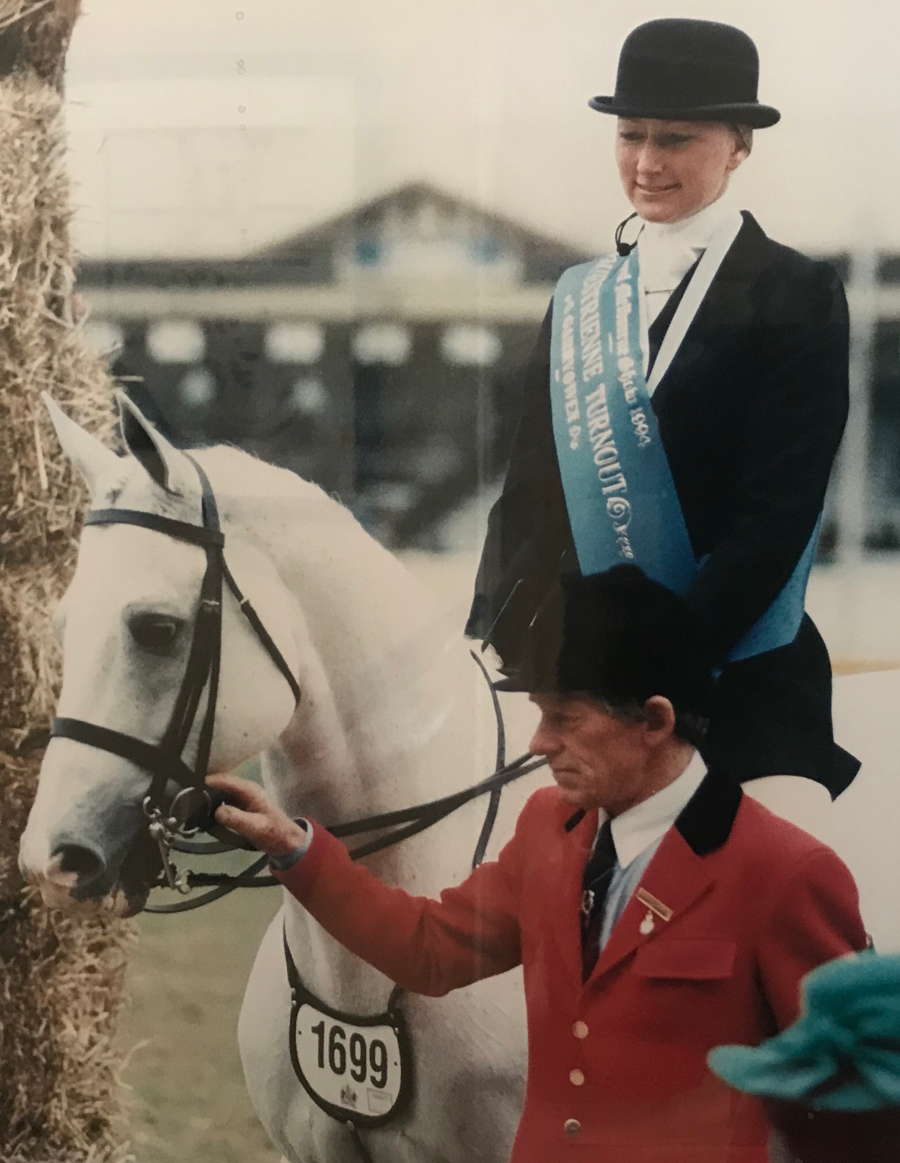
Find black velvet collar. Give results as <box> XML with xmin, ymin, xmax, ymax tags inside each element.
<box><xmin>563</xmin><ymin>768</ymin><xmax>743</xmax><ymax>854</ymax></box>
<box><xmin>674</xmin><ymin>768</ymin><xmax>743</xmax><ymax>855</ymax></box>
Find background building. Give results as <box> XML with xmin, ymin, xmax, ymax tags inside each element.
<box><xmin>78</xmin><ymin>182</ymin><xmax>900</xmax><ymax>560</ymax></box>
<box><xmin>79</xmin><ymin>181</ymin><xmax>590</xmax><ymax>547</ymax></box>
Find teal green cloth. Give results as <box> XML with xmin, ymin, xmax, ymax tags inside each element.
<box><xmin>708</xmin><ymin>953</ymin><xmax>900</xmax><ymax>1111</ymax></box>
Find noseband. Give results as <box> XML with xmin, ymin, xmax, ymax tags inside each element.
<box><xmin>50</xmin><ymin>454</ymin><xmax>302</xmax><ymax>886</ymax></box>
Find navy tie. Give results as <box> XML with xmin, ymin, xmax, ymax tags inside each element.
<box><xmin>580</xmin><ymin>817</ymin><xmax>618</xmax><ymax>981</ymax></box>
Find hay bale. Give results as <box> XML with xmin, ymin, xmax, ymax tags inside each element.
<box><xmin>0</xmin><ymin>1</ymin><xmax>81</xmax><ymax>89</ymax></box>
<box><xmin>0</xmin><ymin>755</ymin><xmax>135</xmax><ymax>1163</ymax></box>
<box><xmin>0</xmin><ymin>74</ymin><xmax>115</xmax><ymax>570</ymax></box>
<box><xmin>0</xmin><ymin>567</ymin><xmax>60</xmax><ymax>750</ymax></box>
<box><xmin>0</xmin><ymin>6</ymin><xmax>134</xmax><ymax>1160</ymax></box>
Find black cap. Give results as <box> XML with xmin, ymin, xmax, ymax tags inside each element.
<box><xmin>589</xmin><ymin>19</ymin><xmax>780</xmax><ymax>129</ymax></box>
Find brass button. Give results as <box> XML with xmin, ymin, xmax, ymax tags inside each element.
<box><xmin>564</xmin><ymin>1118</ymin><xmax>581</xmax><ymax>1137</ymax></box>
<box><xmin>569</xmin><ymin>1069</ymin><xmax>585</xmax><ymax>1087</ymax></box>
<box><xmin>572</xmin><ymin>1020</ymin><xmax>589</xmax><ymax>1039</ymax></box>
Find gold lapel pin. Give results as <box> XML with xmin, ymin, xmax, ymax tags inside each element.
<box><xmin>636</xmin><ymin>887</ymin><xmax>674</xmax><ymax>928</ymax></box>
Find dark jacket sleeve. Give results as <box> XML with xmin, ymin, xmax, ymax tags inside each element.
<box><xmin>684</xmin><ymin>262</ymin><xmax>849</xmax><ymax>663</ymax></box>
<box><xmin>466</xmin><ymin>302</ymin><xmax>565</xmax><ymax>648</ymax></box>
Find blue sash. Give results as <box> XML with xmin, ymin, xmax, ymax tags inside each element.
<box><xmin>549</xmin><ymin>246</ymin><xmax>819</xmax><ymax>663</ymax></box>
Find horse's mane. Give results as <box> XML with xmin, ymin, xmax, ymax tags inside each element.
<box><xmin>199</xmin><ymin>445</ymin><xmax>347</xmax><ymax>512</ymax></box>
<box><xmin>101</xmin><ymin>440</ymin><xmax>363</xmax><ymax>540</ymax></box>
<box><xmin>197</xmin><ymin>445</ymin><xmax>404</xmax><ymax>575</ymax></box>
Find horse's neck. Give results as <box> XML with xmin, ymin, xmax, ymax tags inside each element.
<box><xmin>220</xmin><ymin>461</ymin><xmax>492</xmax><ymax>828</ymax></box>
<box><xmin>209</xmin><ymin>454</ymin><xmax>515</xmax><ymax>1004</ymax></box>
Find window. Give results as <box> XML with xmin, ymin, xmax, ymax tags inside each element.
<box><xmin>441</xmin><ymin>325</ymin><xmax>502</xmax><ymax>367</ymax></box>
<box><xmin>180</xmin><ymin>368</ymin><xmax>216</xmax><ymax>407</ymax></box>
<box><xmin>352</xmin><ymin>323</ymin><xmax>411</xmax><ymax>366</ymax></box>
<box><xmin>266</xmin><ymin>322</ymin><xmax>325</xmax><ymax>364</ymax></box>
<box><xmin>147</xmin><ymin>320</ymin><xmax>206</xmax><ymax>363</ymax></box>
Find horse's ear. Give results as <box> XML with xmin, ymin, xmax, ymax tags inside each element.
<box><xmin>116</xmin><ymin>391</ymin><xmax>194</xmax><ymax>496</ymax></box>
<box><xmin>42</xmin><ymin>392</ymin><xmax>119</xmax><ymax>495</ymax></box>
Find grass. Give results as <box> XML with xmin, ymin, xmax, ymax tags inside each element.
<box><xmin>117</xmin><ymin>884</ymin><xmax>284</xmax><ymax>1163</ymax></box>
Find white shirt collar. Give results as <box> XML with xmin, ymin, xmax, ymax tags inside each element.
<box><xmin>604</xmin><ymin>750</ymin><xmax>707</xmax><ymax>869</ymax></box>
<box><xmin>640</xmin><ymin>195</ymin><xmax>737</xmax><ymax>254</ymax></box>
<box><xmin>635</xmin><ymin>196</ymin><xmax>740</xmax><ymax>308</ymax></box>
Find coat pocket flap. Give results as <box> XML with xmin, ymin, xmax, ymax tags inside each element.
<box><xmin>633</xmin><ymin>939</ymin><xmax>736</xmax><ymax>981</ymax></box>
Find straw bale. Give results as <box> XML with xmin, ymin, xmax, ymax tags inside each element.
<box><xmin>0</xmin><ymin>73</ymin><xmax>116</xmax><ymax>575</ymax></box>
<box><xmin>0</xmin><ymin>562</ymin><xmax>64</xmax><ymax>751</ymax></box>
<box><xmin>0</xmin><ymin>7</ymin><xmax>134</xmax><ymax>1160</ymax></box>
<box><xmin>0</xmin><ymin>755</ymin><xmax>136</xmax><ymax>1163</ymax></box>
<box><xmin>0</xmin><ymin>1</ymin><xmax>81</xmax><ymax>91</ymax></box>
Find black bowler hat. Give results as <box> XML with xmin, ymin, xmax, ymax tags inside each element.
<box><xmin>589</xmin><ymin>18</ymin><xmax>780</xmax><ymax>129</ymax></box>
<box><xmin>497</xmin><ymin>565</ymin><xmax>714</xmax><ymax>725</ymax></box>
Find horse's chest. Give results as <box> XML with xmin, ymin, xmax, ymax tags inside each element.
<box><xmin>240</xmin><ymin>903</ymin><xmax>526</xmax><ymax>1163</ymax></box>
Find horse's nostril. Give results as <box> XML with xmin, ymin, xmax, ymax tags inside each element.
<box><xmin>55</xmin><ymin>845</ymin><xmax>105</xmax><ymax>880</ymax></box>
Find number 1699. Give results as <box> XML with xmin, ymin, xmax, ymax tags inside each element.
<box><xmin>310</xmin><ymin>1020</ymin><xmax>389</xmax><ymax>1089</ymax></box>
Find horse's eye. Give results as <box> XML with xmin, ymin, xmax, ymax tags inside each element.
<box><xmin>129</xmin><ymin>614</ymin><xmax>183</xmax><ymax>651</ymax></box>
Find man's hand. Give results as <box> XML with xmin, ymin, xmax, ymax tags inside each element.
<box><xmin>207</xmin><ymin>773</ymin><xmax>308</xmax><ymax>857</ymax></box>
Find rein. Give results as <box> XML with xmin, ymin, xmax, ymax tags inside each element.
<box><xmin>152</xmin><ymin>682</ymin><xmax>546</xmax><ymax>914</ymax></box>
<box><xmin>50</xmin><ymin>454</ymin><xmax>545</xmax><ymax>914</ymax></box>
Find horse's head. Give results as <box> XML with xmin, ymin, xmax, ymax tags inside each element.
<box><xmin>19</xmin><ymin>395</ymin><xmax>301</xmax><ymax>915</ymax></box>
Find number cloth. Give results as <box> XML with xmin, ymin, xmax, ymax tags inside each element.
<box><xmin>273</xmin><ymin>769</ymin><xmax>866</xmax><ymax>1163</ymax></box>
<box><xmin>283</xmin><ymin>924</ymin><xmax>412</xmax><ymax>1128</ymax></box>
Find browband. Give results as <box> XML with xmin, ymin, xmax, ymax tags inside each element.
<box><xmin>86</xmin><ymin>508</ymin><xmax>225</xmax><ymax>548</ymax></box>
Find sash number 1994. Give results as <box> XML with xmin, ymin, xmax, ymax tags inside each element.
<box><xmin>310</xmin><ymin>1020</ymin><xmax>388</xmax><ymax>1089</ymax></box>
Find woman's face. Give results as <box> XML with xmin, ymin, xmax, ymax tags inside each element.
<box><xmin>615</xmin><ymin>118</ymin><xmax>749</xmax><ymax>223</ymax></box>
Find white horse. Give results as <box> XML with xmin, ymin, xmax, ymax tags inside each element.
<box><xmin>18</xmin><ymin>396</ymin><xmax>900</xmax><ymax>1161</ymax></box>
<box><xmin>19</xmin><ymin>395</ymin><xmax>548</xmax><ymax>1163</ymax></box>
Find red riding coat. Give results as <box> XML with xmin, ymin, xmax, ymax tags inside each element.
<box><xmin>275</xmin><ymin>773</ymin><xmax>866</xmax><ymax>1163</ymax></box>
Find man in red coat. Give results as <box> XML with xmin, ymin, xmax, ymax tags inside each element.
<box><xmin>211</xmin><ymin>567</ymin><xmax>867</xmax><ymax>1163</ymax></box>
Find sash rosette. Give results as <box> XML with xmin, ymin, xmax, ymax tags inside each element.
<box><xmin>708</xmin><ymin>954</ymin><xmax>900</xmax><ymax>1111</ymax></box>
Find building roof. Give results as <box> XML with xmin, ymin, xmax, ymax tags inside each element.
<box><xmin>254</xmin><ymin>179</ymin><xmax>591</xmax><ymax>267</ymax></box>
<box><xmin>77</xmin><ymin>180</ymin><xmax>592</xmax><ymax>291</ymax></box>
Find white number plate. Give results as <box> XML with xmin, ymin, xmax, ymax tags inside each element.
<box><xmin>291</xmin><ymin>1000</ymin><xmax>409</xmax><ymax>1126</ymax></box>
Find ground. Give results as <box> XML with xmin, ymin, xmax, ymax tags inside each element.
<box><xmin>117</xmin><ymin>880</ymin><xmax>283</xmax><ymax>1163</ymax></box>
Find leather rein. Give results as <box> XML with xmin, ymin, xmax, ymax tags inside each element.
<box><xmin>50</xmin><ymin>455</ymin><xmax>544</xmax><ymax>914</ymax></box>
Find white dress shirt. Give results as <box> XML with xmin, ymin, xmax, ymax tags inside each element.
<box><xmin>637</xmin><ymin>196</ymin><xmax>738</xmax><ymax>325</ymax></box>
<box><xmin>594</xmin><ymin>749</ymin><xmax>708</xmax><ymax>951</ymax></box>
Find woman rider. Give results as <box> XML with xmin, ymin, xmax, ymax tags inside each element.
<box><xmin>466</xmin><ymin>18</ymin><xmax>858</xmax><ymax>826</ymax></box>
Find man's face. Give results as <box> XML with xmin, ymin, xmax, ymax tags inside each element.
<box><xmin>615</xmin><ymin>118</ymin><xmax>749</xmax><ymax>224</ymax></box>
<box><xmin>528</xmin><ymin>693</ymin><xmax>651</xmax><ymax>815</ymax></box>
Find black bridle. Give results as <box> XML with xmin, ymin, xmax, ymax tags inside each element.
<box><xmin>50</xmin><ymin>454</ymin><xmax>302</xmax><ymax>897</ymax></box>
<box><xmin>49</xmin><ymin>454</ymin><xmax>545</xmax><ymax>913</ymax></box>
